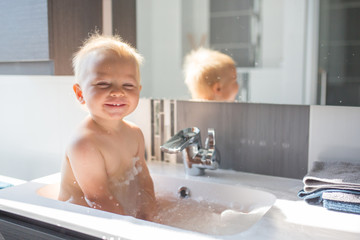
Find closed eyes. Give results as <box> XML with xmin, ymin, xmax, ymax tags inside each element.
<box><xmin>94</xmin><ymin>80</ymin><xmax>137</xmax><ymax>90</ymax></box>
<box><xmin>123</xmin><ymin>83</ymin><xmax>136</xmax><ymax>89</ymax></box>
<box><xmin>95</xmin><ymin>81</ymin><xmax>111</xmax><ymax>88</ymax></box>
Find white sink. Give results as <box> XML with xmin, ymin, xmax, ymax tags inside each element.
<box><xmin>151</xmin><ymin>175</ymin><xmax>276</xmax><ymax>235</ymax></box>
<box><xmin>37</xmin><ymin>173</ymin><xmax>276</xmax><ymax>237</ymax></box>
<box><xmin>0</xmin><ymin>171</ymin><xmax>275</xmax><ymax>239</ymax></box>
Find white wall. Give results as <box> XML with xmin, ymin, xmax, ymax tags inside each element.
<box><xmin>261</xmin><ymin>0</ymin><xmax>284</xmax><ymax>68</ymax></box>
<box><xmin>137</xmin><ymin>0</ymin><xmax>188</xmax><ymax>99</ymax></box>
<box><xmin>308</xmin><ymin>105</ymin><xmax>360</xmax><ymax>171</ymax></box>
<box><xmin>0</xmin><ymin>76</ymin><xmax>152</xmax><ymax>181</ymax></box>
<box><xmin>0</xmin><ymin>76</ymin><xmax>86</xmax><ymax>180</ymax></box>
<box><xmin>280</xmin><ymin>0</ymin><xmax>308</xmax><ymax>105</ymax></box>
<box><xmin>181</xmin><ymin>0</ymin><xmax>209</xmax><ymax>56</ymax></box>
<box><xmin>248</xmin><ymin>0</ymin><xmax>308</xmax><ymax>105</ymax></box>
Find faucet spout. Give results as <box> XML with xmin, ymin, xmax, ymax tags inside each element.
<box><xmin>160</xmin><ymin>127</ymin><xmax>200</xmax><ymax>153</ymax></box>
<box><xmin>160</xmin><ymin>127</ymin><xmax>220</xmax><ymax>176</ymax></box>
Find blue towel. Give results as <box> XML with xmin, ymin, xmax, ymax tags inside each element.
<box><xmin>298</xmin><ymin>188</ymin><xmax>360</xmax><ymax>214</ymax></box>
<box><xmin>0</xmin><ymin>181</ymin><xmax>13</xmax><ymax>190</ymax></box>
<box><xmin>298</xmin><ymin>188</ymin><xmax>326</xmax><ymax>205</ymax></box>
<box><xmin>323</xmin><ymin>199</ymin><xmax>360</xmax><ymax>215</ymax></box>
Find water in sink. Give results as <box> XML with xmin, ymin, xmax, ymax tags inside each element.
<box><xmin>154</xmin><ymin>192</ymin><xmax>247</xmax><ymax>235</ymax></box>
<box><xmin>152</xmin><ymin>178</ymin><xmax>275</xmax><ymax>235</ymax></box>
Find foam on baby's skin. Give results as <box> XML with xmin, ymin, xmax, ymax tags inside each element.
<box><xmin>121</xmin><ymin>156</ymin><xmax>142</xmax><ymax>185</ymax></box>
<box><xmin>110</xmin><ymin>156</ymin><xmax>143</xmax><ymax>216</ymax></box>
<box><xmin>84</xmin><ymin>196</ymin><xmax>102</xmax><ymax>209</ymax></box>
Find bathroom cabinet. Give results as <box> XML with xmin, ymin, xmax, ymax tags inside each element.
<box><xmin>0</xmin><ymin>210</ymin><xmax>99</xmax><ymax>240</ymax></box>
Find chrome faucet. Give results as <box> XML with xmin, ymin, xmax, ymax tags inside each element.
<box><xmin>160</xmin><ymin>127</ymin><xmax>220</xmax><ymax>176</ymax></box>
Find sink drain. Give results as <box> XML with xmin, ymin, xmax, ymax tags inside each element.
<box><xmin>178</xmin><ymin>186</ymin><xmax>190</xmax><ymax>198</ymax></box>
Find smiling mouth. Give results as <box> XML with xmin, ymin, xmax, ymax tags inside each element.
<box><xmin>105</xmin><ymin>103</ymin><xmax>126</xmax><ymax>107</ymax></box>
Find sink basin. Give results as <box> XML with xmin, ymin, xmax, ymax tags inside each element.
<box><xmin>37</xmin><ymin>173</ymin><xmax>276</xmax><ymax>236</ymax></box>
<box><xmin>151</xmin><ymin>175</ymin><xmax>276</xmax><ymax>235</ymax></box>
<box><xmin>0</xmin><ymin>172</ymin><xmax>275</xmax><ymax>239</ymax></box>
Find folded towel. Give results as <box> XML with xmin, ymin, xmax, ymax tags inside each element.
<box><xmin>322</xmin><ymin>190</ymin><xmax>360</xmax><ymax>204</ymax></box>
<box><xmin>0</xmin><ymin>182</ymin><xmax>13</xmax><ymax>189</ymax></box>
<box><xmin>298</xmin><ymin>188</ymin><xmax>360</xmax><ymax>204</ymax></box>
<box><xmin>298</xmin><ymin>188</ymin><xmax>326</xmax><ymax>205</ymax></box>
<box><xmin>323</xmin><ymin>199</ymin><xmax>360</xmax><ymax>215</ymax></box>
<box><xmin>298</xmin><ymin>189</ymin><xmax>360</xmax><ymax>214</ymax></box>
<box><xmin>299</xmin><ymin>161</ymin><xmax>360</xmax><ymax>214</ymax></box>
<box><xmin>303</xmin><ymin>161</ymin><xmax>360</xmax><ymax>193</ymax></box>
<box><xmin>323</xmin><ymin>191</ymin><xmax>360</xmax><ymax>214</ymax></box>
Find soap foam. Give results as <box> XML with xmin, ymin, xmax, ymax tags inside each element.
<box><xmin>122</xmin><ymin>157</ymin><xmax>142</xmax><ymax>186</ymax></box>
<box><xmin>111</xmin><ymin>157</ymin><xmax>142</xmax><ymax>187</ymax></box>
<box><xmin>110</xmin><ymin>156</ymin><xmax>144</xmax><ymax>216</ymax></box>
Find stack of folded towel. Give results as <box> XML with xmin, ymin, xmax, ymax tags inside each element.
<box><xmin>0</xmin><ymin>182</ymin><xmax>13</xmax><ymax>190</ymax></box>
<box><xmin>298</xmin><ymin>161</ymin><xmax>360</xmax><ymax>214</ymax></box>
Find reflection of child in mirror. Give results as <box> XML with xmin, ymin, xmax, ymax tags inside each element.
<box><xmin>183</xmin><ymin>47</ymin><xmax>239</xmax><ymax>101</ymax></box>
<box><xmin>58</xmin><ymin>34</ymin><xmax>157</xmax><ymax>220</ymax></box>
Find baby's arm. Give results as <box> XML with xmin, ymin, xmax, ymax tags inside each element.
<box><xmin>68</xmin><ymin>137</ymin><xmax>125</xmax><ymax>215</ymax></box>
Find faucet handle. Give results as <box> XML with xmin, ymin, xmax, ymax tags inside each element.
<box><xmin>204</xmin><ymin>128</ymin><xmax>215</xmax><ymax>150</ymax></box>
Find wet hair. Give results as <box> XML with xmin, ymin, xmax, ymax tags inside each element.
<box><xmin>72</xmin><ymin>33</ymin><xmax>143</xmax><ymax>83</ymax></box>
<box><xmin>183</xmin><ymin>47</ymin><xmax>236</xmax><ymax>100</ymax></box>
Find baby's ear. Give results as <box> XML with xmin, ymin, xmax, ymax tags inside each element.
<box><xmin>73</xmin><ymin>84</ymin><xmax>85</xmax><ymax>104</ymax></box>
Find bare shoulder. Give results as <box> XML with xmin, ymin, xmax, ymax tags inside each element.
<box><xmin>123</xmin><ymin>119</ymin><xmax>140</xmax><ymax>130</ymax></box>
<box><xmin>69</xmin><ymin>133</ymin><xmax>96</xmax><ymax>153</ymax></box>
<box><xmin>67</xmin><ymin>125</ymin><xmax>100</xmax><ymax>163</ymax></box>
<box><xmin>123</xmin><ymin>120</ymin><xmax>143</xmax><ymax>138</ymax></box>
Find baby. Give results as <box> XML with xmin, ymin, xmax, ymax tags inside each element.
<box><xmin>183</xmin><ymin>47</ymin><xmax>239</xmax><ymax>101</ymax></box>
<box><xmin>58</xmin><ymin>34</ymin><xmax>156</xmax><ymax>220</ymax></box>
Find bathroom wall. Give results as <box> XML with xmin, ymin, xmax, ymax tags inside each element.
<box><xmin>0</xmin><ymin>75</ymin><xmax>152</xmax><ymax>181</ymax></box>
<box><xmin>174</xmin><ymin>101</ymin><xmax>360</xmax><ymax>179</ymax></box>
<box><xmin>175</xmin><ymin>101</ymin><xmax>310</xmax><ymax>179</ymax></box>
<box><xmin>308</xmin><ymin>105</ymin><xmax>360</xmax><ymax>171</ymax></box>
<box><xmin>1</xmin><ymin>77</ymin><xmax>359</xmax><ymax>181</ymax></box>
<box><xmin>0</xmin><ymin>76</ymin><xmax>85</xmax><ymax>180</ymax></box>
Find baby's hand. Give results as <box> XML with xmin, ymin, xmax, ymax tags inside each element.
<box><xmin>136</xmin><ymin>190</ymin><xmax>158</xmax><ymax>221</ymax></box>
<box><xmin>136</xmin><ymin>206</ymin><xmax>157</xmax><ymax>221</ymax></box>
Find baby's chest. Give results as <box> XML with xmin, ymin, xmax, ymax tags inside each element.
<box><xmin>100</xmin><ymin>138</ymin><xmax>139</xmax><ymax>175</ymax></box>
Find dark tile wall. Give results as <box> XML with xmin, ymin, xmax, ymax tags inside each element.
<box><xmin>176</xmin><ymin>101</ymin><xmax>310</xmax><ymax>179</ymax></box>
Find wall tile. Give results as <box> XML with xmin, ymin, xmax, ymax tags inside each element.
<box><xmin>176</xmin><ymin>101</ymin><xmax>309</xmax><ymax>179</ymax></box>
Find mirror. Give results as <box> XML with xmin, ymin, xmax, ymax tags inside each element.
<box><xmin>136</xmin><ymin>0</ymin><xmax>360</xmax><ymax>107</ymax></box>
<box><xmin>1</xmin><ymin>0</ymin><xmax>358</xmax><ymax>106</ymax></box>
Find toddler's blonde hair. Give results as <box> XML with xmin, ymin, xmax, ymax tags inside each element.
<box><xmin>183</xmin><ymin>47</ymin><xmax>236</xmax><ymax>100</ymax></box>
<box><xmin>73</xmin><ymin>34</ymin><xmax>143</xmax><ymax>83</ymax></box>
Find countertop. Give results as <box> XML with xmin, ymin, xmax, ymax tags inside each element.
<box><xmin>0</xmin><ymin>162</ymin><xmax>359</xmax><ymax>240</ymax></box>
<box><xmin>147</xmin><ymin>162</ymin><xmax>360</xmax><ymax>240</ymax></box>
